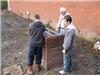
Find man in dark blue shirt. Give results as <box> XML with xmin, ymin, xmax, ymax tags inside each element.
<box><xmin>27</xmin><ymin>14</ymin><xmax>45</xmax><ymax>75</ymax></box>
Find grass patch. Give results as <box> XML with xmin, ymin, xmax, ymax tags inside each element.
<box><xmin>45</xmin><ymin>22</ymin><xmax>55</xmax><ymax>30</ymax></box>
<box><xmin>0</xmin><ymin>0</ymin><xmax>8</xmax><ymax>10</ymax></box>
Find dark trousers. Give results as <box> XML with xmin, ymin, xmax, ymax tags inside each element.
<box><xmin>28</xmin><ymin>46</ymin><xmax>43</xmax><ymax>66</ymax></box>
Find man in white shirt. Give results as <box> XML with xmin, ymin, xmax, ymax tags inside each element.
<box><xmin>56</xmin><ymin>7</ymin><xmax>70</xmax><ymax>35</ymax></box>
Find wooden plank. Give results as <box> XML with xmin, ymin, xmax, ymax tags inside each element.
<box><xmin>45</xmin><ymin>27</ymin><xmax>60</xmax><ymax>36</ymax></box>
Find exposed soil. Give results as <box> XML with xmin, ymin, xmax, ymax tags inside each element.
<box><xmin>1</xmin><ymin>10</ymin><xmax>100</xmax><ymax>75</ymax></box>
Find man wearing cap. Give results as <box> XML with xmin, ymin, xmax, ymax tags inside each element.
<box><xmin>56</xmin><ymin>7</ymin><xmax>70</xmax><ymax>35</ymax></box>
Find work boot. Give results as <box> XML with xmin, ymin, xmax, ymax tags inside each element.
<box><xmin>27</xmin><ymin>65</ymin><xmax>33</xmax><ymax>75</ymax></box>
<box><xmin>36</xmin><ymin>64</ymin><xmax>41</xmax><ymax>72</ymax></box>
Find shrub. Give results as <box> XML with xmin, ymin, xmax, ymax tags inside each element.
<box><xmin>46</xmin><ymin>22</ymin><xmax>55</xmax><ymax>30</ymax></box>
<box><xmin>0</xmin><ymin>0</ymin><xmax>8</xmax><ymax>10</ymax></box>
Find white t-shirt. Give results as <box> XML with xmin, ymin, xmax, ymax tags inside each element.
<box><xmin>57</xmin><ymin>12</ymin><xmax>71</xmax><ymax>28</ymax></box>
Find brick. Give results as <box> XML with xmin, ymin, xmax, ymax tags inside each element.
<box><xmin>9</xmin><ymin>1</ymin><xmax>100</xmax><ymax>34</ymax></box>
<box><xmin>42</xmin><ymin>35</ymin><xmax>64</xmax><ymax>70</ymax></box>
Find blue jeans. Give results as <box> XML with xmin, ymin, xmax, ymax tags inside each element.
<box><xmin>28</xmin><ymin>46</ymin><xmax>43</xmax><ymax>66</ymax></box>
<box><xmin>63</xmin><ymin>49</ymin><xmax>72</xmax><ymax>72</ymax></box>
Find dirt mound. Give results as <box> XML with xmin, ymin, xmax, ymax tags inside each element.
<box><xmin>1</xmin><ymin>10</ymin><xmax>32</xmax><ymax>69</ymax></box>
<box><xmin>1</xmin><ymin>11</ymin><xmax>32</xmax><ymax>31</ymax></box>
<box><xmin>1</xmin><ymin>10</ymin><xmax>100</xmax><ymax>75</ymax></box>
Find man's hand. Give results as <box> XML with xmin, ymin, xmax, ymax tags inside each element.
<box><xmin>56</xmin><ymin>27</ymin><xmax>59</xmax><ymax>32</ymax></box>
<box><xmin>62</xmin><ymin>49</ymin><xmax>66</xmax><ymax>54</ymax></box>
<box><xmin>56</xmin><ymin>28</ymin><xmax>58</xmax><ymax>31</ymax></box>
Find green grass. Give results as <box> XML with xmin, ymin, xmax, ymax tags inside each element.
<box><xmin>0</xmin><ymin>0</ymin><xmax>8</xmax><ymax>10</ymax></box>
<box><xmin>46</xmin><ymin>22</ymin><xmax>55</xmax><ymax>30</ymax></box>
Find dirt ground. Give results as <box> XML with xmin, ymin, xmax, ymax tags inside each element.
<box><xmin>1</xmin><ymin>10</ymin><xmax>100</xmax><ymax>75</ymax></box>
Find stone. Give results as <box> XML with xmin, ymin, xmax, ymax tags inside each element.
<box><xmin>3</xmin><ymin>64</ymin><xmax>23</xmax><ymax>75</ymax></box>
